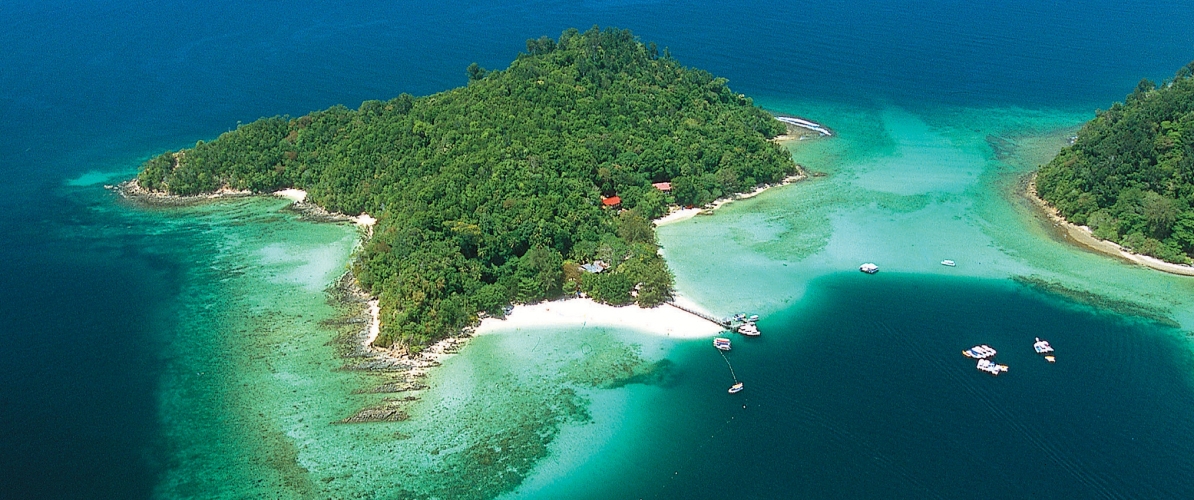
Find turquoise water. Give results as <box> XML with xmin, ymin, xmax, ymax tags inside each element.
<box><xmin>4</xmin><ymin>1</ymin><xmax>1194</xmax><ymax>498</ymax></box>
<box><xmin>521</xmin><ymin>275</ymin><xmax>1194</xmax><ymax>498</ymax></box>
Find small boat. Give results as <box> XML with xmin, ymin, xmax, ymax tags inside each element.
<box><xmin>976</xmin><ymin>358</ymin><xmax>1009</xmax><ymax>375</ymax></box>
<box><xmin>860</xmin><ymin>263</ymin><xmax>879</xmax><ymax>274</ymax></box>
<box><xmin>728</xmin><ymin>382</ymin><xmax>744</xmax><ymax>394</ymax></box>
<box><xmin>1044</xmin><ymin>355</ymin><xmax>1056</xmax><ymax>363</ymax></box>
<box><xmin>714</xmin><ymin>338</ymin><xmax>732</xmax><ymax>351</ymax></box>
<box><xmin>962</xmin><ymin>344</ymin><xmax>997</xmax><ymax>359</ymax></box>
<box><xmin>732</xmin><ymin>313</ymin><xmax>747</xmax><ymax>322</ymax></box>
<box><xmin>941</xmin><ymin>260</ymin><xmax>956</xmax><ymax>267</ymax></box>
<box><xmin>738</xmin><ymin>323</ymin><xmax>761</xmax><ymax>336</ymax></box>
<box><xmin>1033</xmin><ymin>337</ymin><xmax>1054</xmax><ymax>354</ymax></box>
<box><xmin>747</xmin><ymin>314</ymin><xmax>759</xmax><ymax>322</ymax></box>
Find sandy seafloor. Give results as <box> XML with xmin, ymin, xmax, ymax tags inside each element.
<box><xmin>73</xmin><ymin>101</ymin><xmax>1194</xmax><ymax>499</ymax></box>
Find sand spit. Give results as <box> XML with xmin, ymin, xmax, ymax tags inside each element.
<box><xmin>1026</xmin><ymin>175</ymin><xmax>1194</xmax><ymax>277</ymax></box>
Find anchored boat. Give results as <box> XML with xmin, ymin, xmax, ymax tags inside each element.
<box><xmin>728</xmin><ymin>382</ymin><xmax>744</xmax><ymax>394</ymax></box>
<box><xmin>962</xmin><ymin>344</ymin><xmax>997</xmax><ymax>359</ymax></box>
<box><xmin>738</xmin><ymin>323</ymin><xmax>761</xmax><ymax>336</ymax></box>
<box><xmin>859</xmin><ymin>263</ymin><xmax>879</xmax><ymax>274</ymax></box>
<box><xmin>941</xmin><ymin>259</ymin><xmax>956</xmax><ymax>267</ymax></box>
<box><xmin>1034</xmin><ymin>337</ymin><xmax>1056</xmax><ymax>362</ymax></box>
<box><xmin>976</xmin><ymin>358</ymin><xmax>1009</xmax><ymax>375</ymax></box>
<box><xmin>714</xmin><ymin>338</ymin><xmax>732</xmax><ymax>351</ymax></box>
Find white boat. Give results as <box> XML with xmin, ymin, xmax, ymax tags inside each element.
<box><xmin>976</xmin><ymin>358</ymin><xmax>1009</xmax><ymax>375</ymax></box>
<box><xmin>962</xmin><ymin>345</ymin><xmax>997</xmax><ymax>359</ymax></box>
<box><xmin>714</xmin><ymin>338</ymin><xmax>732</xmax><ymax>351</ymax></box>
<box><xmin>860</xmin><ymin>263</ymin><xmax>879</xmax><ymax>274</ymax></box>
<box><xmin>728</xmin><ymin>382</ymin><xmax>744</xmax><ymax>394</ymax></box>
<box><xmin>738</xmin><ymin>323</ymin><xmax>760</xmax><ymax>336</ymax></box>
<box><xmin>1033</xmin><ymin>337</ymin><xmax>1054</xmax><ymax>354</ymax></box>
<box><xmin>941</xmin><ymin>260</ymin><xmax>956</xmax><ymax>267</ymax></box>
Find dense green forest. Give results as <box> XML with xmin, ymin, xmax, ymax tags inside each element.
<box><xmin>137</xmin><ymin>27</ymin><xmax>797</xmax><ymax>349</ymax></box>
<box><xmin>1036</xmin><ymin>61</ymin><xmax>1194</xmax><ymax>264</ymax></box>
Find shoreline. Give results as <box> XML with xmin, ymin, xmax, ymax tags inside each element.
<box><xmin>475</xmin><ymin>295</ymin><xmax>725</xmax><ymax>339</ymax></box>
<box><xmin>116</xmin><ymin>175</ymin><xmax>758</xmax><ymax>422</ymax></box>
<box><xmin>1025</xmin><ymin>175</ymin><xmax>1194</xmax><ymax>277</ymax></box>
<box><xmin>655</xmin><ymin>170</ymin><xmax>807</xmax><ymax>226</ymax></box>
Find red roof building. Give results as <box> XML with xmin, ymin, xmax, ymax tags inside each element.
<box><xmin>601</xmin><ymin>196</ymin><xmax>622</xmax><ymax>207</ymax></box>
<box><xmin>652</xmin><ymin>182</ymin><xmax>672</xmax><ymax>192</ymax></box>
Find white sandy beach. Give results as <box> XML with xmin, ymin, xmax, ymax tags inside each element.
<box><xmin>1027</xmin><ymin>177</ymin><xmax>1194</xmax><ymax>277</ymax></box>
<box><xmin>274</xmin><ymin>188</ymin><xmax>308</xmax><ymax>202</ymax></box>
<box><xmin>654</xmin><ymin>172</ymin><xmax>806</xmax><ymax>227</ymax></box>
<box><xmin>475</xmin><ymin>296</ymin><xmax>725</xmax><ymax>338</ymax></box>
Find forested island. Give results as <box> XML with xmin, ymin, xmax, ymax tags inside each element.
<box><xmin>1036</xmin><ymin>61</ymin><xmax>1194</xmax><ymax>265</ymax></box>
<box><xmin>135</xmin><ymin>27</ymin><xmax>797</xmax><ymax>349</ymax></box>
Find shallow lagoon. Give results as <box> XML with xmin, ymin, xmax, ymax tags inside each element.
<box><xmin>34</xmin><ymin>100</ymin><xmax>1194</xmax><ymax>500</ymax></box>
<box><xmin>6</xmin><ymin>0</ymin><xmax>1194</xmax><ymax>497</ymax></box>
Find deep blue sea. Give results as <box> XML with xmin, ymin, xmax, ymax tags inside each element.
<box><xmin>2</xmin><ymin>1</ymin><xmax>1193</xmax><ymax>498</ymax></box>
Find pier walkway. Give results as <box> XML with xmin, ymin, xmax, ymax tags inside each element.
<box><xmin>665</xmin><ymin>301</ymin><xmax>733</xmax><ymax>328</ymax></box>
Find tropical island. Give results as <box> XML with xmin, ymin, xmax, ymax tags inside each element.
<box><xmin>1034</xmin><ymin>61</ymin><xmax>1194</xmax><ymax>271</ymax></box>
<box><xmin>131</xmin><ymin>26</ymin><xmax>798</xmax><ymax>350</ymax></box>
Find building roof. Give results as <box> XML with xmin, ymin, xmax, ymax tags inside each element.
<box><xmin>601</xmin><ymin>196</ymin><xmax>621</xmax><ymax>206</ymax></box>
<box><xmin>580</xmin><ymin>263</ymin><xmax>604</xmax><ymax>273</ymax></box>
<box><xmin>652</xmin><ymin>182</ymin><xmax>672</xmax><ymax>191</ymax></box>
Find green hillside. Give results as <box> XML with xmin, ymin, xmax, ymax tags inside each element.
<box><xmin>1036</xmin><ymin>61</ymin><xmax>1194</xmax><ymax>264</ymax></box>
<box><xmin>136</xmin><ymin>27</ymin><xmax>797</xmax><ymax>349</ymax></box>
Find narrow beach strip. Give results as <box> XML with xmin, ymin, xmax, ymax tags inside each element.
<box><xmin>475</xmin><ymin>296</ymin><xmax>725</xmax><ymax>338</ymax></box>
<box><xmin>1026</xmin><ymin>176</ymin><xmax>1194</xmax><ymax>277</ymax></box>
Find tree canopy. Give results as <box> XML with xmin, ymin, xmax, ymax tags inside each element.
<box><xmin>1036</xmin><ymin>61</ymin><xmax>1194</xmax><ymax>264</ymax></box>
<box><xmin>137</xmin><ymin>27</ymin><xmax>796</xmax><ymax>349</ymax></box>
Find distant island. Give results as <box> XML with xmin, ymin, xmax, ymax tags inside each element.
<box><xmin>1034</xmin><ymin>61</ymin><xmax>1194</xmax><ymax>271</ymax></box>
<box><xmin>133</xmin><ymin>27</ymin><xmax>798</xmax><ymax>350</ymax></box>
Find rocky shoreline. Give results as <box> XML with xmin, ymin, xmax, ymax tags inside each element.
<box><xmin>114</xmin><ymin>177</ymin><xmax>473</xmax><ymax>423</ymax></box>
<box><xmin>326</xmin><ymin>271</ymin><xmax>477</xmax><ymax>423</ymax></box>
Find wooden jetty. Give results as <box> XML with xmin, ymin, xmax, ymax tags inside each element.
<box><xmin>665</xmin><ymin>301</ymin><xmax>733</xmax><ymax>328</ymax></box>
<box><xmin>665</xmin><ymin>301</ymin><xmax>760</xmax><ymax>336</ymax></box>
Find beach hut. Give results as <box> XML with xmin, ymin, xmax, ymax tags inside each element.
<box><xmin>601</xmin><ymin>196</ymin><xmax>621</xmax><ymax>207</ymax></box>
<box><xmin>652</xmin><ymin>182</ymin><xmax>672</xmax><ymax>192</ymax></box>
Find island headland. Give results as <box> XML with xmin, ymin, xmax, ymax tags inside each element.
<box><xmin>127</xmin><ymin>26</ymin><xmax>823</xmax><ymax>365</ymax></box>
<box><xmin>1032</xmin><ymin>61</ymin><xmax>1194</xmax><ymax>275</ymax></box>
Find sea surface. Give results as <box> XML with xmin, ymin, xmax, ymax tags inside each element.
<box><xmin>3</xmin><ymin>1</ymin><xmax>1194</xmax><ymax>498</ymax></box>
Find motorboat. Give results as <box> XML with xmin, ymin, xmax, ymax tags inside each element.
<box><xmin>738</xmin><ymin>323</ymin><xmax>761</xmax><ymax>336</ymax></box>
<box><xmin>962</xmin><ymin>345</ymin><xmax>997</xmax><ymax>359</ymax></box>
<box><xmin>714</xmin><ymin>338</ymin><xmax>732</xmax><ymax>351</ymax></box>
<box><xmin>976</xmin><ymin>358</ymin><xmax>1009</xmax><ymax>375</ymax></box>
